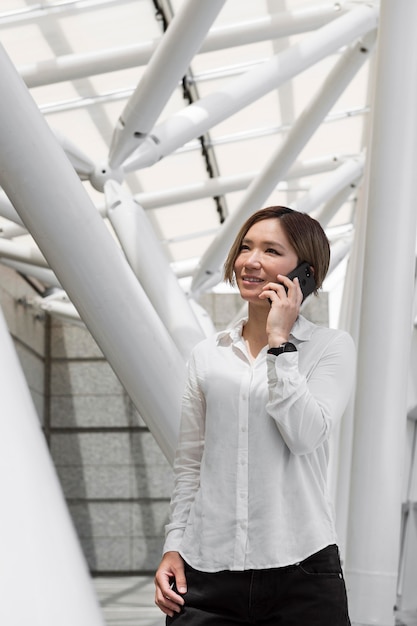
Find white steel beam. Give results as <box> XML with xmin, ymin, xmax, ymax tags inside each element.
<box><xmin>295</xmin><ymin>155</ymin><xmax>364</xmax><ymax>221</ymax></box>
<box><xmin>0</xmin><ymin>222</ymin><xmax>27</xmax><ymax>238</ymax></box>
<box><xmin>327</xmin><ymin>234</ymin><xmax>353</xmax><ymax>275</ymax></box>
<box><xmin>53</xmin><ymin>129</ymin><xmax>95</xmax><ymax>179</ymax></box>
<box><xmin>312</xmin><ymin>181</ymin><xmax>357</xmax><ymax>229</ymax></box>
<box><xmin>0</xmin><ymin>43</ymin><xmax>185</xmax><ymax>464</ymax></box>
<box><xmin>0</xmin><ymin>259</ymin><xmax>60</xmax><ymax>288</ymax></box>
<box><xmin>132</xmin><ymin>155</ymin><xmax>345</xmax><ymax>210</ymax></box>
<box><xmin>125</xmin><ymin>5</ymin><xmax>378</xmax><ymax>171</ymax></box>
<box><xmin>344</xmin><ymin>1</ymin><xmax>417</xmax><ymax>623</ymax></box>
<box><xmin>0</xmin><ymin>190</ymin><xmax>25</xmax><ymax>225</ymax></box>
<box><xmin>203</xmin><ymin>2</ymin><xmax>352</xmax><ymax>52</ymax></box>
<box><xmin>105</xmin><ymin>180</ymin><xmax>208</xmax><ymax>358</ymax></box>
<box><xmin>109</xmin><ymin>0</ymin><xmax>226</xmax><ymax>168</ymax></box>
<box><xmin>332</xmin><ymin>36</ymin><xmax>378</xmax><ymax>561</ymax></box>
<box><xmin>0</xmin><ymin>238</ymin><xmax>48</xmax><ymax>267</ymax></box>
<box><xmin>0</xmin><ymin>0</ymin><xmax>122</xmax><ymax>25</ymax></box>
<box><xmin>123</xmin><ymin>106</ymin><xmax>368</xmax><ymax>169</ymax></box>
<box><xmin>18</xmin><ymin>4</ymin><xmax>351</xmax><ymax>88</ymax></box>
<box><xmin>0</xmin><ymin>305</ymin><xmax>105</xmax><ymax>626</ymax></box>
<box><xmin>37</xmin><ymin>296</ymin><xmax>82</xmax><ymax>323</ymax></box>
<box><xmin>332</xmin><ymin>175</ymin><xmax>370</xmax><ymax>561</ymax></box>
<box><xmin>191</xmin><ymin>31</ymin><xmax>375</xmax><ymax>295</ymax></box>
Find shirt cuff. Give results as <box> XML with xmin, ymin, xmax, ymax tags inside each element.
<box><xmin>163</xmin><ymin>527</ymin><xmax>185</xmax><ymax>554</ymax></box>
<box><xmin>267</xmin><ymin>351</ymin><xmax>299</xmax><ymax>383</ymax></box>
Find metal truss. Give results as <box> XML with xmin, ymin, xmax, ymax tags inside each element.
<box><xmin>0</xmin><ymin>1</ymin><xmax>416</xmax><ymax>624</ymax></box>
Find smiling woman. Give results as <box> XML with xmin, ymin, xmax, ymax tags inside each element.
<box><xmin>232</xmin><ymin>218</ymin><xmax>299</xmax><ymax>308</ymax></box>
<box><xmin>154</xmin><ymin>205</ymin><xmax>356</xmax><ymax>626</ymax></box>
<box><xmin>223</xmin><ymin>206</ymin><xmax>330</xmax><ymax>292</ymax></box>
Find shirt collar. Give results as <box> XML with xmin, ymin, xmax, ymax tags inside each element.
<box><xmin>217</xmin><ymin>317</ymin><xmax>247</xmax><ymax>347</ymax></box>
<box><xmin>289</xmin><ymin>314</ymin><xmax>316</xmax><ymax>342</ymax></box>
<box><xmin>216</xmin><ymin>314</ymin><xmax>315</xmax><ymax>346</ymax></box>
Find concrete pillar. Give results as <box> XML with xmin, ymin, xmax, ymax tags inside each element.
<box><xmin>344</xmin><ymin>2</ymin><xmax>417</xmax><ymax>624</ymax></box>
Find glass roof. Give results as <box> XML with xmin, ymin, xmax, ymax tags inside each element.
<box><xmin>0</xmin><ymin>0</ymin><xmax>371</xmax><ymax>303</ymax></box>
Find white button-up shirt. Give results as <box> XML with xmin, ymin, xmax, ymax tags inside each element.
<box><xmin>164</xmin><ymin>315</ymin><xmax>356</xmax><ymax>572</ymax></box>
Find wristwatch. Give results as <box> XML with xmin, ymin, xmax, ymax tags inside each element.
<box><xmin>267</xmin><ymin>342</ymin><xmax>297</xmax><ymax>356</ymax></box>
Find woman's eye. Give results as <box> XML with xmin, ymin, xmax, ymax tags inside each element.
<box><xmin>239</xmin><ymin>244</ymin><xmax>250</xmax><ymax>251</ymax></box>
<box><xmin>266</xmin><ymin>248</ymin><xmax>280</xmax><ymax>255</ymax></box>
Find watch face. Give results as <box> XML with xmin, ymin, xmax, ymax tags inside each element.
<box><xmin>282</xmin><ymin>342</ymin><xmax>297</xmax><ymax>352</ymax></box>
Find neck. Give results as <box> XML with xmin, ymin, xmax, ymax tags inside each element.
<box><xmin>242</xmin><ymin>303</ymin><xmax>269</xmax><ymax>357</ymax></box>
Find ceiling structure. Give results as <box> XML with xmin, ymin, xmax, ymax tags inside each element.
<box><xmin>0</xmin><ymin>0</ymin><xmax>373</xmax><ymax>324</ymax></box>
<box><xmin>3</xmin><ymin>5</ymin><xmax>417</xmax><ymax>625</ymax></box>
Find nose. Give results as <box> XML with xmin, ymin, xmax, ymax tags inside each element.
<box><xmin>244</xmin><ymin>249</ymin><xmax>261</xmax><ymax>268</ymax></box>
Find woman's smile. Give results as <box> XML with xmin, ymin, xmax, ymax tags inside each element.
<box><xmin>242</xmin><ymin>275</ymin><xmax>264</xmax><ymax>283</ymax></box>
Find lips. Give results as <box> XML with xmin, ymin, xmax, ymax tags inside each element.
<box><xmin>242</xmin><ymin>276</ymin><xmax>263</xmax><ymax>283</ymax></box>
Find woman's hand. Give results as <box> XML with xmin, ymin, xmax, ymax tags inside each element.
<box><xmin>154</xmin><ymin>551</ymin><xmax>187</xmax><ymax>617</ymax></box>
<box><xmin>260</xmin><ymin>274</ymin><xmax>303</xmax><ymax>346</ymax></box>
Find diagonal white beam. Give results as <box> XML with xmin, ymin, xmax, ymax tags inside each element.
<box><xmin>190</xmin><ymin>31</ymin><xmax>376</xmax><ymax>295</ymax></box>
<box><xmin>0</xmin><ymin>190</ymin><xmax>25</xmax><ymax>226</ymax></box>
<box><xmin>0</xmin><ymin>222</ymin><xmax>27</xmax><ymax>238</ymax></box>
<box><xmin>37</xmin><ymin>295</ymin><xmax>82</xmax><ymax>323</ymax></box>
<box><xmin>0</xmin><ymin>238</ymin><xmax>48</xmax><ymax>267</ymax></box>
<box><xmin>53</xmin><ymin>129</ymin><xmax>95</xmax><ymax>178</ymax></box>
<box><xmin>109</xmin><ymin>0</ymin><xmax>226</xmax><ymax>168</ymax></box>
<box><xmin>0</xmin><ymin>259</ymin><xmax>60</xmax><ymax>288</ymax></box>
<box><xmin>105</xmin><ymin>180</ymin><xmax>208</xmax><ymax>357</ymax></box>
<box><xmin>125</xmin><ymin>4</ymin><xmax>378</xmax><ymax>170</ymax></box>
<box><xmin>312</xmin><ymin>180</ymin><xmax>358</xmax><ymax>229</ymax></box>
<box><xmin>295</xmin><ymin>155</ymin><xmax>365</xmax><ymax>220</ymax></box>
<box><xmin>133</xmin><ymin>155</ymin><xmax>345</xmax><ymax>209</ymax></box>
<box><xmin>0</xmin><ymin>43</ymin><xmax>185</xmax><ymax>464</ymax></box>
<box><xmin>18</xmin><ymin>4</ymin><xmax>352</xmax><ymax>88</ymax></box>
<box><xmin>203</xmin><ymin>2</ymin><xmax>353</xmax><ymax>52</ymax></box>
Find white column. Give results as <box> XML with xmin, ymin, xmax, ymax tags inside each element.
<box><xmin>0</xmin><ymin>306</ymin><xmax>104</xmax><ymax>626</ymax></box>
<box><xmin>344</xmin><ymin>2</ymin><xmax>417</xmax><ymax>624</ymax></box>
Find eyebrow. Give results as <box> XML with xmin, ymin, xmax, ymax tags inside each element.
<box><xmin>242</xmin><ymin>237</ymin><xmax>286</xmax><ymax>250</ymax></box>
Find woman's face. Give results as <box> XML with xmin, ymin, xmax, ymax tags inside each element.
<box><xmin>234</xmin><ymin>218</ymin><xmax>299</xmax><ymax>304</ymax></box>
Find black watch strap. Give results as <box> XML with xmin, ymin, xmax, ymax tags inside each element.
<box><xmin>267</xmin><ymin>342</ymin><xmax>297</xmax><ymax>356</ymax></box>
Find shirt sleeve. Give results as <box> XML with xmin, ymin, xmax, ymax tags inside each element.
<box><xmin>163</xmin><ymin>349</ymin><xmax>206</xmax><ymax>553</ymax></box>
<box><xmin>266</xmin><ymin>330</ymin><xmax>356</xmax><ymax>456</ymax></box>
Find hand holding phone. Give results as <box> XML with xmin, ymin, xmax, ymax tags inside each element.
<box><xmin>285</xmin><ymin>261</ymin><xmax>316</xmax><ymax>301</ymax></box>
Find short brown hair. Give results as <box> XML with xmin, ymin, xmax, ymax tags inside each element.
<box><xmin>223</xmin><ymin>206</ymin><xmax>330</xmax><ymax>293</ymax></box>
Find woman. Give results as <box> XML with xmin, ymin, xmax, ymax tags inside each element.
<box><xmin>155</xmin><ymin>206</ymin><xmax>356</xmax><ymax>625</ymax></box>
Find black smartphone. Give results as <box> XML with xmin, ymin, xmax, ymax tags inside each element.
<box><xmin>286</xmin><ymin>261</ymin><xmax>316</xmax><ymax>301</ymax></box>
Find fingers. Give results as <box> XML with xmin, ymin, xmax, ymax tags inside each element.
<box><xmin>263</xmin><ymin>276</ymin><xmax>302</xmax><ymax>346</ymax></box>
<box><xmin>173</xmin><ymin>567</ymin><xmax>187</xmax><ymax>595</ymax></box>
<box><xmin>154</xmin><ymin>552</ymin><xmax>187</xmax><ymax>617</ymax></box>
<box><xmin>277</xmin><ymin>274</ymin><xmax>302</xmax><ymax>301</ymax></box>
<box><xmin>155</xmin><ymin>576</ymin><xmax>185</xmax><ymax>617</ymax></box>
<box><xmin>261</xmin><ymin>275</ymin><xmax>302</xmax><ymax>305</ymax></box>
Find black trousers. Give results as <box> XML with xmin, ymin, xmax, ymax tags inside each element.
<box><xmin>167</xmin><ymin>544</ymin><xmax>350</xmax><ymax>626</ymax></box>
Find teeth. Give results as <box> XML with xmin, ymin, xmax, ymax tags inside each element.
<box><xmin>244</xmin><ymin>277</ymin><xmax>262</xmax><ymax>283</ymax></box>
